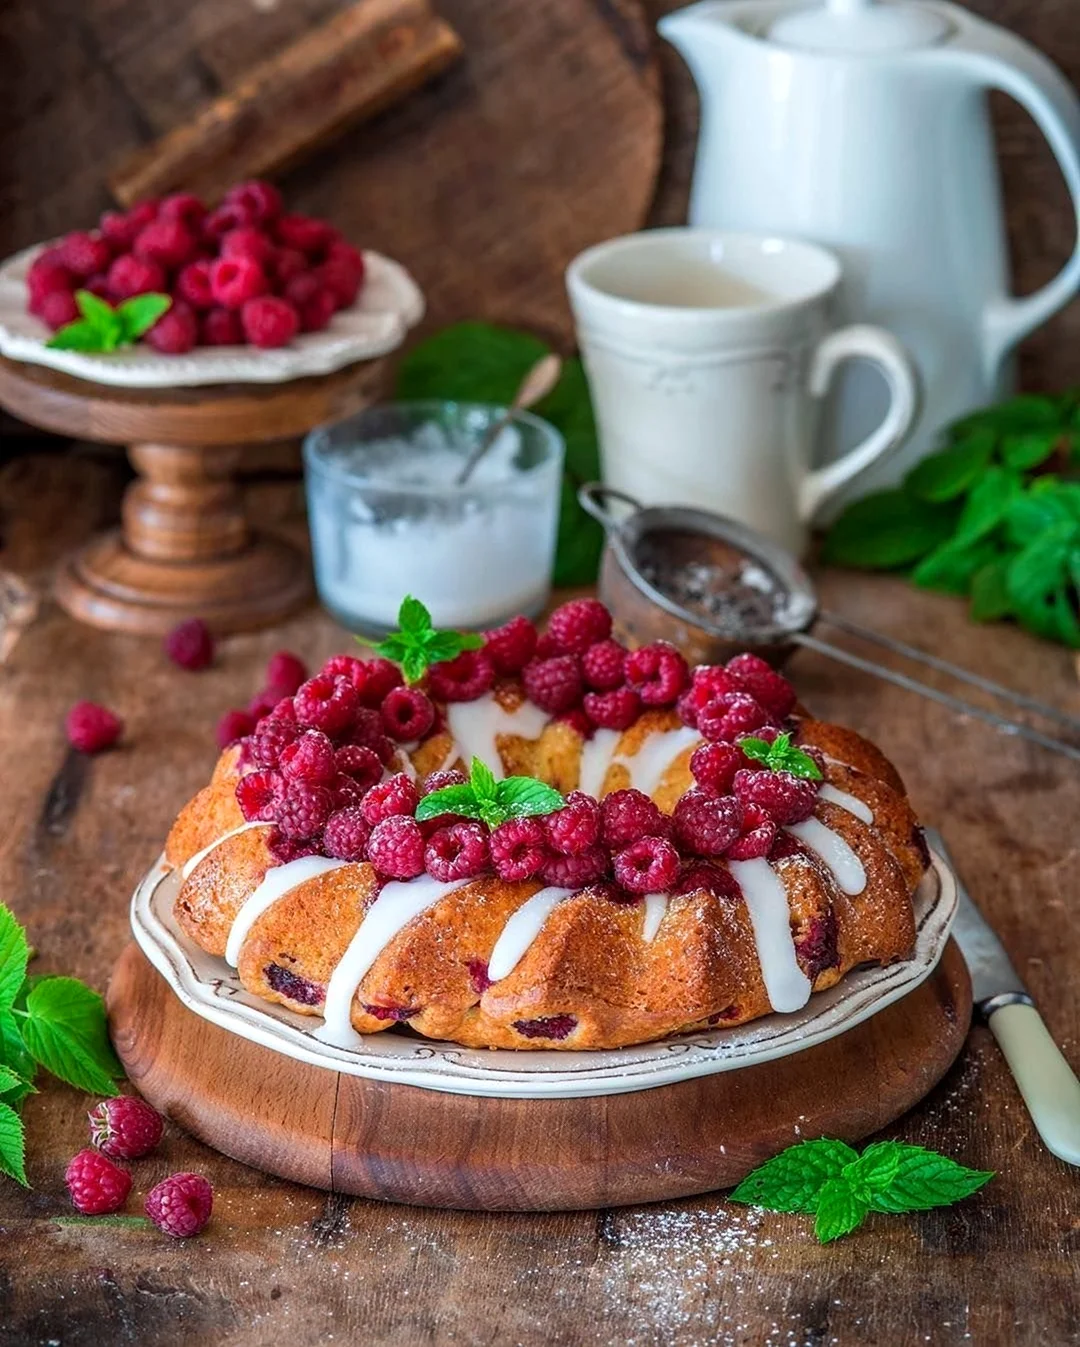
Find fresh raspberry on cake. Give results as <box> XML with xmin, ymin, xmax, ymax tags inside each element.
<box><xmin>367</xmin><ymin>815</ymin><xmax>425</xmax><ymax>879</ymax></box>
<box><xmin>163</xmin><ymin>617</ymin><xmax>213</xmax><ymax>670</ymax></box>
<box><xmin>725</xmin><ymin>653</ymin><xmax>797</xmax><ymax>719</ymax></box>
<box><xmin>250</xmin><ymin>711</ymin><xmax>300</xmax><ymax>768</ymax></box>
<box><xmin>225</xmin><ymin>180</ymin><xmax>283</xmax><ymax>225</ymax></box>
<box><xmin>65</xmin><ymin>1148</ymin><xmax>132</xmax><ymax>1215</ymax></box>
<box><xmin>581</xmin><ymin>639</ymin><xmax>628</xmax><ymax>690</ymax></box>
<box><xmin>522</xmin><ymin>654</ymin><xmax>582</xmax><ymax>714</ymax></box>
<box><xmin>134</xmin><ymin>218</ymin><xmax>197</xmax><ymax>270</ymax></box>
<box><xmin>159</xmin><ymin>193</ymin><xmax>207</xmax><ymax>230</ymax></box>
<box><xmin>107</xmin><ymin>254</ymin><xmax>166</xmax><ymax>301</ymax></box>
<box><xmin>547</xmin><ymin>598</ymin><xmax>612</xmax><ymax>654</ymax></box>
<box><xmin>545</xmin><ymin>791</ymin><xmax>601</xmax><ymax>855</ymax></box>
<box><xmin>361</xmin><ymin>772</ymin><xmax>420</xmax><ymax>827</ymax></box>
<box><xmin>339</xmin><ymin>655</ymin><xmax>403</xmax><ymax>706</ymax></box>
<box><xmin>346</xmin><ymin>708</ymin><xmax>394</xmax><ymax>765</ymax></box>
<box><xmin>280</xmin><ymin>730</ymin><xmax>337</xmax><ymax>786</ymax></box>
<box><xmin>690</xmin><ymin>742</ymin><xmax>749</xmax><ymax>796</ymax></box>
<box><xmin>275</xmin><ymin>213</ymin><xmax>334</xmax><ymax>257</ymax></box>
<box><xmin>613</xmin><ymin>836</ymin><xmax>679</xmax><ymax>893</ymax></box>
<box><xmin>697</xmin><ymin>692</ymin><xmax>773</xmax><ymax>744</ymax></box>
<box><xmin>427</xmin><ymin>650</ymin><xmax>495</xmax><ymax>703</ymax></box>
<box><xmin>265</xmin><ymin>651</ymin><xmax>308</xmax><ymax>698</ymax></box>
<box><xmin>323</xmin><ymin>806</ymin><xmax>372</xmax><ymax>861</ymax></box>
<box><xmin>727</xmin><ymin>802</ymin><xmax>778</xmax><ymax>860</ymax></box>
<box><xmin>540</xmin><ymin>845</ymin><xmax>609</xmax><ymax>887</ymax></box>
<box><xmin>145</xmin><ymin>302</ymin><xmax>198</xmax><ymax>355</ymax></box>
<box><xmin>37</xmin><ymin>290</ymin><xmax>80</xmax><ymax>329</ymax></box>
<box><xmin>56</xmin><ymin>231</ymin><xmax>112</xmax><ymax>279</ymax></box>
<box><xmin>733</xmin><ymin>768</ymin><xmax>818</xmax><ymax>825</ymax></box>
<box><xmin>241</xmin><ymin>295</ymin><xmax>299</xmax><ymax>348</ymax></box>
<box><xmin>425</xmin><ymin>821</ymin><xmax>489</xmax><ymax>882</ymax></box>
<box><xmin>672</xmin><ymin>789</ymin><xmax>744</xmax><ymax>856</ymax></box>
<box><xmin>489</xmin><ymin>817</ymin><xmax>548</xmax><ymax>881</ymax></box>
<box><xmin>220</xmin><ymin>227</ymin><xmax>276</xmax><ymax>268</ymax></box>
<box><xmin>203</xmin><ymin>201</ymin><xmax>255</xmax><ymax>240</ymax></box>
<box><xmin>267</xmin><ymin>830</ymin><xmax>321</xmax><ymax>864</ymax></box>
<box><xmin>600</xmin><ymin>789</ymin><xmax>668</xmax><ymax>849</ymax></box>
<box><xmin>145</xmin><ymin>1172</ymin><xmax>213</xmax><ymax>1239</ymax></box>
<box><xmin>483</xmin><ymin>615</ymin><xmax>537</xmax><ymax>674</ymax></box>
<box><xmin>200</xmin><ymin>306</ymin><xmax>243</xmax><ymax>346</ymax></box>
<box><xmin>583</xmin><ymin>686</ymin><xmax>640</xmax><ymax>731</ymax></box>
<box><xmin>335</xmin><ymin>744</ymin><xmax>383</xmax><ymax>792</ymax></box>
<box><xmin>66</xmin><ymin>701</ymin><xmax>122</xmax><ymax>754</ymax></box>
<box><xmin>174</xmin><ymin>260</ymin><xmax>214</xmax><ymax>310</ymax></box>
<box><xmin>88</xmin><ymin>1096</ymin><xmax>163</xmax><ymax>1160</ymax></box>
<box><xmin>676</xmin><ymin>665</ymin><xmax>740</xmax><ymax>726</ymax></box>
<box><xmin>421</xmin><ymin>769</ymin><xmax>467</xmax><ymax>794</ymax></box>
<box><xmin>210</xmin><ymin>256</ymin><xmax>268</xmax><ymax>309</ymax></box>
<box><xmin>380</xmin><ymin>687</ymin><xmax>435</xmax><ymax>741</ymax></box>
<box><xmin>236</xmin><ymin>768</ymin><xmax>279</xmax><ymax>821</ymax></box>
<box><xmin>293</xmin><ymin>674</ymin><xmax>359</xmax><ymax>737</ymax></box>
<box><xmin>216</xmin><ymin>708</ymin><xmax>255</xmax><ymax>748</ymax></box>
<box><xmin>276</xmin><ymin>779</ymin><xmax>333</xmax><ymax>839</ymax></box>
<box><xmin>624</xmin><ymin>642</ymin><xmax>690</xmax><ymax>706</ymax></box>
<box><xmin>555</xmin><ymin>707</ymin><xmax>594</xmax><ymax>740</ymax></box>
<box><xmin>283</xmin><ymin>272</ymin><xmax>336</xmax><ymax>332</ymax></box>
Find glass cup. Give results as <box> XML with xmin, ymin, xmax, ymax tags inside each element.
<box><xmin>303</xmin><ymin>400</ymin><xmax>565</xmax><ymax>636</ymax></box>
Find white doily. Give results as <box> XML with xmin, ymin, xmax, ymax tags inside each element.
<box><xmin>0</xmin><ymin>240</ymin><xmax>424</xmax><ymax>388</ymax></box>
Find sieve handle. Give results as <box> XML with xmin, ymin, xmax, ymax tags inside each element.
<box><xmin>577</xmin><ymin>482</ymin><xmax>644</xmax><ymax>535</ymax></box>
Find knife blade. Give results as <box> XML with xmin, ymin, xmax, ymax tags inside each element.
<box><xmin>927</xmin><ymin>827</ymin><xmax>1080</xmax><ymax>1167</ymax></box>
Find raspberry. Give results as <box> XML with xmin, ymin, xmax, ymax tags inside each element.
<box><xmin>275</xmin><ymin>214</ymin><xmax>335</xmax><ymax>257</ymax></box>
<box><xmin>727</xmin><ymin>802</ymin><xmax>778</xmax><ymax>861</ymax></box>
<box><xmin>210</xmin><ymin>255</ymin><xmax>268</xmax><ymax>309</ymax></box>
<box><xmin>265</xmin><ymin>651</ymin><xmax>308</xmax><ymax>697</ymax></box>
<box><xmin>241</xmin><ymin>295</ymin><xmax>298</xmax><ymax>348</ymax></box>
<box><xmin>381</xmin><ymin>687</ymin><xmax>435</xmax><ymax>741</ymax></box>
<box><xmin>56</xmin><ymin>232</ymin><xmax>112</xmax><ymax>279</ymax></box>
<box><xmin>534</xmin><ymin>633</ymin><xmax>561</xmax><ymax>660</ymax></box>
<box><xmin>425</xmin><ymin>821</ymin><xmax>490</xmax><ymax>882</ymax></box>
<box><xmin>65</xmin><ymin>701</ymin><xmax>122</xmax><ymax>753</ymax></box>
<box><xmin>673</xmin><ymin>859</ymin><xmax>740</xmax><ymax>900</ymax></box>
<box><xmin>331</xmin><ymin>773</ymin><xmax>364</xmax><ymax>809</ymax></box>
<box><xmin>235</xmin><ymin>769</ymin><xmax>280</xmax><ymax>822</ymax></box>
<box><xmin>348</xmin><ymin>707</ymin><xmax>394</xmax><ymax>764</ymax></box>
<box><xmin>583</xmin><ymin>686</ymin><xmax>640</xmax><ymax>731</ymax></box>
<box><xmin>225</xmin><ymin>180</ymin><xmax>283</xmax><ymax>225</ymax></box>
<box><xmin>27</xmin><ymin>255</ymin><xmax>74</xmax><ymax>302</ymax></box>
<box><xmin>267</xmin><ymin>830</ymin><xmax>321</xmax><ymax>864</ymax></box>
<box><xmin>294</xmin><ymin>674</ymin><xmax>358</xmax><ymax>737</ymax></box>
<box><xmin>468</xmin><ymin>959</ymin><xmax>492</xmax><ymax>993</ymax></box>
<box><xmin>216</xmin><ymin>708</ymin><xmax>255</xmax><ymax>748</ymax></box>
<box><xmin>733</xmin><ymin>768</ymin><xmax>818</xmax><ymax>825</ymax></box>
<box><xmin>489</xmin><ymin>817</ymin><xmax>548</xmax><ymax>881</ymax></box>
<box><xmin>697</xmin><ymin>692</ymin><xmax>773</xmax><ymax>744</ymax></box>
<box><xmin>283</xmin><ymin>271</ymin><xmax>335</xmax><ymax>331</ymax></box>
<box><xmin>325</xmin><ymin>239</ymin><xmax>364</xmax><ymax>279</ymax></box>
<box><xmin>159</xmin><ymin>193</ymin><xmax>206</xmax><ymax>230</ymax></box>
<box><xmin>581</xmin><ymin>639</ymin><xmax>628</xmax><ymax>690</ymax></box>
<box><xmin>203</xmin><ymin>201</ymin><xmax>256</xmax><ymax>241</ymax></box>
<box><xmin>625</xmin><ymin>642</ymin><xmax>690</xmax><ymax>706</ymax></box>
<box><xmin>88</xmin><ymin>1096</ymin><xmax>163</xmax><ymax>1160</ymax></box>
<box><xmin>145</xmin><ymin>1172</ymin><xmax>213</xmax><ymax>1238</ymax></box>
<box><xmin>547</xmin><ymin>598</ymin><xmax>612</xmax><ymax>654</ymax></box>
<box><xmin>513</xmin><ymin>1014</ymin><xmax>577</xmax><ymax>1040</ymax></box>
<box><xmin>248</xmin><ymin>689</ymin><xmax>281</xmax><ymax>722</ymax></box>
<box><xmin>277</xmin><ymin>779</ymin><xmax>333</xmax><ymax>839</ymax></box>
<box><xmin>725</xmin><ymin>653</ymin><xmax>797</xmax><ymax>720</ymax></box>
<box><xmin>100</xmin><ymin>202</ymin><xmax>156</xmax><ymax>250</ymax></box>
<box><xmin>274</xmin><ymin>248</ymin><xmax>309</xmax><ymax>288</ymax></box>
<box><xmin>361</xmin><ymin>772</ymin><xmax>419</xmax><ymax>827</ymax></box>
<box><xmin>483</xmin><ymin>615</ymin><xmax>538</xmax><ymax>674</ymax></box>
<box><xmin>335</xmin><ymin>744</ymin><xmax>383</xmax><ymax>792</ymax></box>
<box><xmin>600</xmin><ymin>789</ymin><xmax>668</xmax><ymax>849</ymax></box>
<box><xmin>174</xmin><ymin>260</ymin><xmax>214</xmax><ymax>310</ymax></box>
<box><xmin>315</xmin><ymin>258</ymin><xmax>362</xmax><ymax>309</ymax></box>
<box><xmin>83</xmin><ymin>274</ymin><xmax>111</xmax><ymax>300</ymax></box>
<box><xmin>145</xmin><ymin>302</ymin><xmax>198</xmax><ymax>354</ymax></box>
<box><xmin>250</xmin><ymin>712</ymin><xmax>300</xmax><ymax>768</ymax></box>
<box><xmin>522</xmin><ymin>655</ymin><xmax>582</xmax><ymax>714</ymax></box>
<box><xmin>107</xmin><ymin>254</ymin><xmax>166</xmax><ymax>301</ymax></box>
<box><xmin>37</xmin><ymin>289</ymin><xmax>79</xmax><ymax>329</ymax></box>
<box><xmin>367</xmin><ymin>815</ymin><xmax>425</xmax><ymax>879</ymax></box>
<box><xmin>556</xmin><ymin>707</ymin><xmax>594</xmax><ymax>739</ymax></box>
<box><xmin>428</xmin><ymin>650</ymin><xmax>495</xmax><ymax>703</ymax></box>
<box><xmin>163</xmin><ymin>617</ymin><xmax>213</xmax><ymax>670</ymax></box>
<box><xmin>322</xmin><ymin>806</ymin><xmax>372</xmax><ymax>861</ymax></box>
<box><xmin>322</xmin><ymin>654</ymin><xmax>381</xmax><ymax>697</ymax></box>
<box><xmin>279</xmin><ymin>730</ymin><xmax>337</xmax><ymax>785</ymax></box>
<box><xmin>613</xmin><ymin>836</ymin><xmax>679</xmax><ymax>893</ymax></box>
<box><xmin>220</xmin><ymin>227</ymin><xmax>276</xmax><ymax>268</ymax></box>
<box><xmin>134</xmin><ymin>219</ymin><xmax>197</xmax><ymax>270</ymax></box>
<box><xmin>539</xmin><ymin>845</ymin><xmax>609</xmax><ymax>887</ymax></box>
<box><xmin>65</xmin><ymin>1148</ymin><xmax>132</xmax><ymax>1215</ymax></box>
<box><xmin>676</xmin><ymin>666</ymin><xmax>741</xmax><ymax>727</ymax></box>
<box><xmin>545</xmin><ymin>791</ymin><xmax>601</xmax><ymax>855</ymax></box>
<box><xmin>421</xmin><ymin>769</ymin><xmax>467</xmax><ymax>794</ymax></box>
<box><xmin>672</xmin><ymin>789</ymin><xmax>744</xmax><ymax>856</ymax></box>
<box><xmin>689</xmin><ymin>742</ymin><xmax>748</xmax><ymax>796</ymax></box>
<box><xmin>199</xmin><ymin>306</ymin><xmax>243</xmax><ymax>345</ymax></box>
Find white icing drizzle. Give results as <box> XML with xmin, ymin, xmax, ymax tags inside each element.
<box><xmin>728</xmin><ymin>857</ymin><xmax>812</xmax><ymax>1013</ymax></box>
<box><xmin>394</xmin><ymin>748</ymin><xmax>418</xmax><ymax>781</ymax></box>
<box><xmin>317</xmin><ymin>875</ymin><xmax>471</xmax><ymax>1045</ymax></box>
<box><xmin>446</xmin><ymin>696</ymin><xmax>550</xmax><ymax>781</ymax></box>
<box><xmin>225</xmin><ymin>856</ymin><xmax>347</xmax><ymax>967</ymax></box>
<box><xmin>641</xmin><ymin>893</ymin><xmax>668</xmax><ymax>943</ymax></box>
<box><xmin>180</xmin><ymin>821</ymin><xmax>268</xmax><ymax>880</ymax></box>
<box><xmin>613</xmin><ymin>725</ymin><xmax>701</xmax><ymax>798</ymax></box>
<box><xmin>787</xmin><ymin>818</ymin><xmax>867</xmax><ymax>895</ymax></box>
<box><xmin>577</xmin><ymin>727</ymin><xmax>621</xmax><ymax>798</ymax></box>
<box><xmin>818</xmin><ymin>783</ymin><xmax>873</xmax><ymax>825</ymax></box>
<box><xmin>487</xmin><ymin>887</ymin><xmax>576</xmax><ymax>982</ymax></box>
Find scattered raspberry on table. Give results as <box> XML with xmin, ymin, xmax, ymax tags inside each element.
<box><xmin>145</xmin><ymin>1172</ymin><xmax>214</xmax><ymax>1238</ymax></box>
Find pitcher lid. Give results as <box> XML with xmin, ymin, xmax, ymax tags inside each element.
<box><xmin>769</xmin><ymin>0</ymin><xmax>950</xmax><ymax>53</ymax></box>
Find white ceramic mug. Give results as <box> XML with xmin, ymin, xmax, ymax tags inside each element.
<box><xmin>566</xmin><ymin>229</ymin><xmax>919</xmax><ymax>556</ymax></box>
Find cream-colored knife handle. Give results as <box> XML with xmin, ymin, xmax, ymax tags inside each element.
<box><xmin>988</xmin><ymin>1001</ymin><xmax>1080</xmax><ymax>1166</ymax></box>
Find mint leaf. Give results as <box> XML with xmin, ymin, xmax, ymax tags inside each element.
<box><xmin>814</xmin><ymin>1178</ymin><xmax>868</xmax><ymax>1242</ymax></box>
<box><xmin>398</xmin><ymin>595</ymin><xmax>432</xmax><ymax>635</ymax></box>
<box><xmin>730</xmin><ymin>1138</ymin><xmax>858</xmax><ymax>1213</ymax></box>
<box><xmin>905</xmin><ymin>431</ymin><xmax>994</xmax><ymax>503</ymax></box>
<box><xmin>423</xmin><ymin>631</ymin><xmax>484</xmax><ymax>662</ymax></box>
<box><xmin>841</xmin><ymin>1140</ymin><xmax>902</xmax><ymax>1200</ymax></box>
<box><xmin>953</xmin><ymin>467</ymin><xmax>1021</xmax><ymax>546</ymax></box>
<box><xmin>912</xmin><ymin>538</ymin><xmax>1001</xmax><ymax>596</ymax></box>
<box><xmin>415</xmin><ymin>784</ymin><xmax>485</xmax><ymax>823</ymax></box>
<box><xmin>0</xmin><ymin>905</ymin><xmax>29</xmax><ymax>1014</ymax></box>
<box><xmin>737</xmin><ymin>732</ymin><xmax>821</xmax><ymax>781</ymax></box>
<box><xmin>495</xmin><ymin>777</ymin><xmax>564</xmax><ymax>819</ymax></box>
<box><xmin>21</xmin><ymin>977</ymin><xmax>122</xmax><ymax>1096</ymax></box>
<box><xmin>1001</xmin><ymin>428</ymin><xmax>1068</xmax><ymax>472</ymax></box>
<box><xmin>372</xmin><ymin>595</ymin><xmax>484</xmax><ymax>685</ymax></box>
<box><xmin>117</xmin><ymin>293</ymin><xmax>171</xmax><ymax>341</ymax></box>
<box><xmin>969</xmin><ymin>560</ymin><xmax>1013</xmax><ymax>623</ymax></box>
<box><xmin>470</xmin><ymin>758</ymin><xmax>499</xmax><ymax>803</ymax></box>
<box><xmin>0</xmin><ymin>1101</ymin><xmax>27</xmax><ymax>1187</ymax></box>
<box><xmin>821</xmin><ymin>490</ymin><xmax>958</xmax><ymax>569</ymax></box>
<box><xmin>46</xmin><ymin>320</ymin><xmax>106</xmax><ymax>352</ymax></box>
<box><xmin>865</xmin><ymin>1145</ymin><xmax>993</xmax><ymax>1213</ymax></box>
<box><xmin>400</xmin><ymin>648</ymin><xmax>428</xmax><ymax>686</ymax></box>
<box><xmin>75</xmin><ymin>289</ymin><xmax>120</xmax><ymax>332</ymax></box>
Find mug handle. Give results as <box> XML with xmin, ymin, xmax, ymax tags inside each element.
<box><xmin>798</xmin><ymin>324</ymin><xmax>920</xmax><ymax>524</ymax></box>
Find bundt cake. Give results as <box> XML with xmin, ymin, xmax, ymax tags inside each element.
<box><xmin>163</xmin><ymin>596</ymin><xmax>926</xmax><ymax>1051</ymax></box>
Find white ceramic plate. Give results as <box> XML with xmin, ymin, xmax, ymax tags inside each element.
<box><xmin>129</xmin><ymin>849</ymin><xmax>957</xmax><ymax>1099</ymax></box>
<box><xmin>0</xmin><ymin>241</ymin><xmax>424</xmax><ymax>387</ymax></box>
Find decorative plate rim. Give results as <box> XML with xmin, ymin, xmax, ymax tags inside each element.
<box><xmin>0</xmin><ymin>241</ymin><xmax>424</xmax><ymax>387</ymax></box>
<box><xmin>129</xmin><ymin>849</ymin><xmax>958</xmax><ymax>1099</ymax></box>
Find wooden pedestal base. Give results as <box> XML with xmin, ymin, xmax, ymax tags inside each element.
<box><xmin>108</xmin><ymin>941</ymin><xmax>972</xmax><ymax>1212</ymax></box>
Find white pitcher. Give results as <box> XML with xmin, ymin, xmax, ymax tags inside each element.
<box><xmin>660</xmin><ymin>0</ymin><xmax>1080</xmax><ymax>505</ymax></box>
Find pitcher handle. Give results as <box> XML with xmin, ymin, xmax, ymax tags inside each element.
<box><xmin>934</xmin><ymin>30</ymin><xmax>1080</xmax><ymax>379</ymax></box>
<box><xmin>799</xmin><ymin>325</ymin><xmax>920</xmax><ymax>523</ymax></box>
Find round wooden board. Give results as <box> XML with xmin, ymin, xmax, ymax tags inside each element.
<box><xmin>108</xmin><ymin>941</ymin><xmax>972</xmax><ymax>1212</ymax></box>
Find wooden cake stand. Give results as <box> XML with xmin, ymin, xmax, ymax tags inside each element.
<box><xmin>108</xmin><ymin>941</ymin><xmax>972</xmax><ymax>1212</ymax></box>
<box><xmin>0</xmin><ymin>356</ymin><xmax>389</xmax><ymax>635</ymax></box>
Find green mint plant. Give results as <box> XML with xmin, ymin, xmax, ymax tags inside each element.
<box><xmin>46</xmin><ymin>290</ymin><xmax>172</xmax><ymax>353</ymax></box>
<box><xmin>415</xmin><ymin>757</ymin><xmax>563</xmax><ymax>831</ymax></box>
<box><xmin>0</xmin><ymin>903</ymin><xmax>123</xmax><ymax>1187</ymax></box>
<box><xmin>372</xmin><ymin>595</ymin><xmax>484</xmax><ymax>685</ymax></box>
<box><xmin>730</xmin><ymin>1138</ymin><xmax>993</xmax><ymax>1243</ymax></box>
<box><xmin>822</xmin><ymin>390</ymin><xmax>1080</xmax><ymax>648</ymax></box>
<box><xmin>738</xmin><ymin>731</ymin><xmax>822</xmax><ymax>780</ymax></box>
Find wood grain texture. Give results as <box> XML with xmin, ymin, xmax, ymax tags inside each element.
<box><xmin>106</xmin><ymin>942</ymin><xmax>972</xmax><ymax>1212</ymax></box>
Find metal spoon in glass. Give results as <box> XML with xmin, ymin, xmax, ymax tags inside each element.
<box><xmin>455</xmin><ymin>354</ymin><xmax>563</xmax><ymax>486</ymax></box>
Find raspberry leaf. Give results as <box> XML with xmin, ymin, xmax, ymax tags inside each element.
<box><xmin>495</xmin><ymin>778</ymin><xmax>564</xmax><ymax>819</ymax></box>
<box><xmin>0</xmin><ymin>904</ymin><xmax>29</xmax><ymax>1014</ymax></box>
<box><xmin>117</xmin><ymin>293</ymin><xmax>172</xmax><ymax>341</ymax></box>
<box><xmin>0</xmin><ymin>1101</ymin><xmax>27</xmax><ymax>1187</ymax></box>
<box><xmin>730</xmin><ymin>1138</ymin><xmax>858</xmax><ymax>1213</ymax></box>
<box><xmin>0</xmin><ymin>1009</ymin><xmax>35</xmax><ymax>1083</ymax></box>
<box><xmin>20</xmin><ymin>978</ymin><xmax>123</xmax><ymax>1097</ymax></box>
<box><xmin>814</xmin><ymin>1178</ymin><xmax>868</xmax><ymax>1243</ymax></box>
<box><xmin>862</xmin><ymin>1145</ymin><xmax>993</xmax><ymax>1213</ymax></box>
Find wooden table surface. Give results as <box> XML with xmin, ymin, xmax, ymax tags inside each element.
<box><xmin>1</xmin><ymin>450</ymin><xmax>1078</xmax><ymax>1347</ymax></box>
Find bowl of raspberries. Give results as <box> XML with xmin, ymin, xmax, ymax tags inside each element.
<box><xmin>0</xmin><ymin>180</ymin><xmax>423</xmax><ymax>387</ymax></box>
